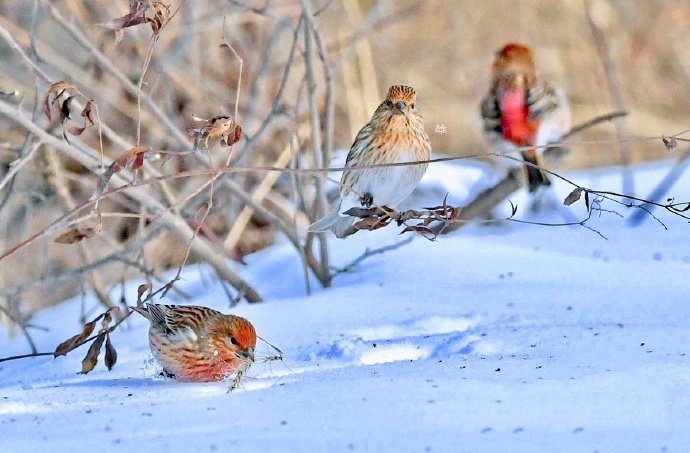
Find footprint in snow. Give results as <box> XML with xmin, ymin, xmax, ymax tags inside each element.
<box><xmin>300</xmin><ymin>315</ymin><xmax>505</xmax><ymax>365</ymax></box>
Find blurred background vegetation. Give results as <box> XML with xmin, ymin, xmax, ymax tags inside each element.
<box><xmin>0</xmin><ymin>0</ymin><xmax>688</xmax><ymax>330</ymax></box>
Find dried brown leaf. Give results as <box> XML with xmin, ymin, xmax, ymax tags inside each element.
<box><xmin>400</xmin><ymin>225</ymin><xmax>433</xmax><ymax>235</ymax></box>
<box><xmin>353</xmin><ymin>216</ymin><xmax>389</xmax><ymax>231</ymax></box>
<box><xmin>96</xmin><ymin>3</ymin><xmax>149</xmax><ymax>31</ymax></box>
<box><xmin>228</xmin><ymin>124</ymin><xmax>242</xmax><ymax>146</ymax></box>
<box><xmin>54</xmin><ymin>223</ymin><xmax>102</xmax><ymax>244</ymax></box>
<box><xmin>81</xmin><ymin>100</ymin><xmax>95</xmax><ymax>128</ymax></box>
<box><xmin>53</xmin><ymin>316</ymin><xmax>101</xmax><ymax>357</ymax></box>
<box><xmin>101</xmin><ymin>307</ymin><xmax>116</xmax><ymax>331</ymax></box>
<box><xmin>104</xmin><ymin>334</ymin><xmax>117</xmax><ymax>371</ymax></box>
<box><xmin>564</xmin><ymin>188</ymin><xmax>584</xmax><ymax>206</ymax></box>
<box><xmin>91</xmin><ymin>147</ymin><xmax>149</xmax><ymax>200</ymax></box>
<box><xmin>65</xmin><ymin>125</ymin><xmax>87</xmax><ymax>136</ymax></box>
<box><xmin>150</xmin><ymin>2</ymin><xmax>171</xmax><ymax>34</ymax></box>
<box><xmin>80</xmin><ymin>333</ymin><xmax>106</xmax><ymax>374</ymax></box>
<box><xmin>343</xmin><ymin>207</ymin><xmax>379</xmax><ymax>218</ymax></box>
<box><xmin>132</xmin><ymin>151</ymin><xmax>145</xmax><ymax>171</ymax></box>
<box><xmin>399</xmin><ymin>224</ymin><xmax>437</xmax><ymax>240</ymax></box>
<box><xmin>137</xmin><ymin>283</ymin><xmax>151</xmax><ymax>304</ymax></box>
<box><xmin>662</xmin><ymin>136</ymin><xmax>677</xmax><ymax>152</ymax></box>
<box><xmin>207</xmin><ymin>116</ymin><xmax>233</xmax><ymax>147</ymax></box>
<box><xmin>42</xmin><ymin>81</ymin><xmax>72</xmax><ymax>121</ymax></box>
<box><xmin>60</xmin><ymin>96</ymin><xmax>74</xmax><ymax>121</ymax></box>
<box><xmin>42</xmin><ymin>83</ymin><xmax>96</xmax><ymax>138</ymax></box>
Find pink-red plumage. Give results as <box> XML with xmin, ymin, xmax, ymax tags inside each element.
<box><xmin>499</xmin><ymin>89</ymin><xmax>532</xmax><ymax>144</ymax></box>
<box><xmin>308</xmin><ymin>84</ymin><xmax>431</xmax><ymax>237</ymax></box>
<box><xmin>134</xmin><ymin>303</ymin><xmax>256</xmax><ymax>382</ymax></box>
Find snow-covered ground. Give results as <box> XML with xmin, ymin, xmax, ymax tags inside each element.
<box><xmin>2</xmin><ymin>159</ymin><xmax>689</xmax><ymax>452</ymax></box>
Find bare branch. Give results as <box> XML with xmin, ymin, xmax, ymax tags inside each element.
<box><xmin>332</xmin><ymin>237</ymin><xmax>414</xmax><ymax>276</ymax></box>
<box><xmin>586</xmin><ymin>0</ymin><xmax>634</xmax><ymax>195</ymax></box>
<box><xmin>0</xmin><ymin>98</ymin><xmax>262</xmax><ymax>302</ymax></box>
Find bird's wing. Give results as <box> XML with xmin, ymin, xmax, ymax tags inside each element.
<box><xmin>528</xmin><ymin>81</ymin><xmax>571</xmax><ymax>146</ymax></box>
<box><xmin>526</xmin><ymin>79</ymin><xmax>561</xmax><ymax>122</ymax></box>
<box><xmin>307</xmin><ymin>205</ymin><xmax>341</xmax><ymax>232</ymax></box>
<box><xmin>480</xmin><ymin>91</ymin><xmax>502</xmax><ymax>136</ymax></box>
<box><xmin>144</xmin><ymin>304</ymin><xmax>221</xmax><ymax>335</ymax></box>
<box><xmin>344</xmin><ymin>122</ymin><xmax>374</xmax><ymax>168</ymax></box>
<box><xmin>337</xmin><ymin>123</ymin><xmax>376</xmax><ymax>212</ymax></box>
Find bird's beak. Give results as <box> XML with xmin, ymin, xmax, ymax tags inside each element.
<box><xmin>393</xmin><ymin>101</ymin><xmax>406</xmax><ymax>113</ymax></box>
<box><xmin>238</xmin><ymin>347</ymin><xmax>255</xmax><ymax>362</ymax></box>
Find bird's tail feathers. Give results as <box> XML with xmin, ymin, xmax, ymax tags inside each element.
<box><xmin>131</xmin><ymin>304</ymin><xmax>150</xmax><ymax>319</ymax></box>
<box><xmin>521</xmin><ymin>150</ymin><xmax>551</xmax><ymax>193</ymax></box>
<box><xmin>131</xmin><ymin>303</ymin><xmax>166</xmax><ymax>327</ymax></box>
<box><xmin>307</xmin><ymin>206</ymin><xmax>340</xmax><ymax>233</ymax></box>
<box><xmin>307</xmin><ymin>206</ymin><xmax>359</xmax><ymax>238</ymax></box>
<box><xmin>332</xmin><ymin>216</ymin><xmax>358</xmax><ymax>239</ymax></box>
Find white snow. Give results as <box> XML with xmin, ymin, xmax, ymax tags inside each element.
<box><xmin>2</xmin><ymin>158</ymin><xmax>690</xmax><ymax>452</ymax></box>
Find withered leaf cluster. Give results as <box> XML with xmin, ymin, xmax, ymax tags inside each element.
<box><xmin>42</xmin><ymin>81</ymin><xmax>96</xmax><ymax>142</ymax></box>
<box><xmin>188</xmin><ymin>115</ymin><xmax>243</xmax><ymax>149</ymax></box>
<box><xmin>97</xmin><ymin>1</ymin><xmax>172</xmax><ymax>44</ymax></box>
<box><xmin>91</xmin><ymin>146</ymin><xmax>150</xmax><ymax>201</ymax></box>
<box><xmin>662</xmin><ymin>136</ymin><xmax>677</xmax><ymax>152</ymax></box>
<box><xmin>54</xmin><ymin>219</ymin><xmax>103</xmax><ymax>244</ymax></box>
<box><xmin>53</xmin><ymin>307</ymin><xmax>120</xmax><ymax>374</ymax></box>
<box><xmin>345</xmin><ymin>196</ymin><xmax>461</xmax><ymax>240</ymax></box>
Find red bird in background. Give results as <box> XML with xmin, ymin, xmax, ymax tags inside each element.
<box><xmin>480</xmin><ymin>43</ymin><xmax>571</xmax><ymax>192</ymax></box>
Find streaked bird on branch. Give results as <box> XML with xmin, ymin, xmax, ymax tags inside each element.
<box><xmin>308</xmin><ymin>84</ymin><xmax>432</xmax><ymax>238</ymax></box>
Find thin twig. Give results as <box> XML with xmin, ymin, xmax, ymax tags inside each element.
<box><xmin>586</xmin><ymin>0</ymin><xmax>634</xmax><ymax>195</ymax></box>
<box><xmin>0</xmin><ymin>23</ymin><xmax>51</xmax><ymax>83</ymax></box>
<box><xmin>230</xmin><ymin>15</ymin><xmax>304</xmax><ymax>166</ymax></box>
<box><xmin>0</xmin><ymin>301</ymin><xmax>38</xmax><ymax>354</ymax></box>
<box><xmin>627</xmin><ymin>146</ymin><xmax>690</xmax><ymax>226</ymax></box>
<box><xmin>41</xmin><ymin>1</ymin><xmax>190</xmax><ymax>147</ymax></box>
<box><xmin>0</xmin><ymin>98</ymin><xmax>262</xmax><ymax>302</ymax></box>
<box><xmin>332</xmin><ymin>236</ymin><xmax>414</xmax><ymax>276</ymax></box>
<box><xmin>562</xmin><ymin>111</ymin><xmax>627</xmax><ymax>139</ymax></box>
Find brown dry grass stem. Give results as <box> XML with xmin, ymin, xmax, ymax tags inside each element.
<box><xmin>40</xmin><ymin>1</ymin><xmax>191</xmax><ymax>148</ymax></box>
<box><xmin>302</xmin><ymin>0</ymin><xmax>331</xmax><ymax>287</ymax></box>
<box><xmin>0</xmin><ymin>98</ymin><xmax>261</xmax><ymax>302</ymax></box>
<box><xmin>0</xmin><ymin>0</ymin><xmax>347</xmax><ymax>313</ymax></box>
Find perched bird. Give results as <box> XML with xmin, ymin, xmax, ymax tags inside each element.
<box><xmin>480</xmin><ymin>43</ymin><xmax>571</xmax><ymax>192</ymax></box>
<box><xmin>133</xmin><ymin>303</ymin><xmax>256</xmax><ymax>382</ymax></box>
<box><xmin>308</xmin><ymin>84</ymin><xmax>432</xmax><ymax>238</ymax></box>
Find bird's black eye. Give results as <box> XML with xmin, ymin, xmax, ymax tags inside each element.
<box><xmin>410</xmin><ymin>103</ymin><xmax>415</xmax><ymax>109</ymax></box>
<box><xmin>230</xmin><ymin>336</ymin><xmax>238</xmax><ymax>345</ymax></box>
<box><xmin>384</xmin><ymin>100</ymin><xmax>393</xmax><ymax>107</ymax></box>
